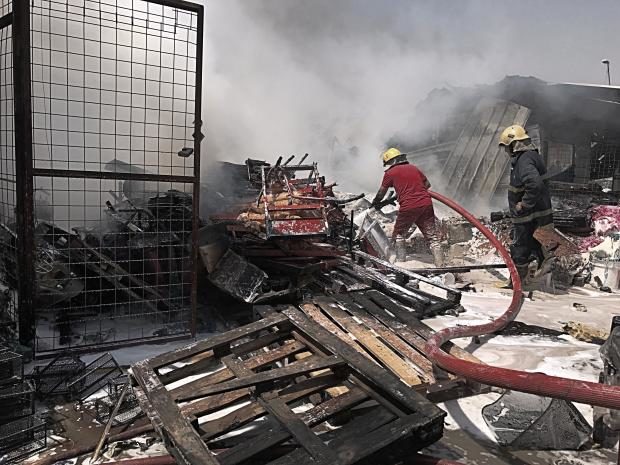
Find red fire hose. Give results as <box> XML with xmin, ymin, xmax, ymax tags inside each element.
<box><xmin>425</xmin><ymin>191</ymin><xmax>620</xmax><ymax>410</ymax></box>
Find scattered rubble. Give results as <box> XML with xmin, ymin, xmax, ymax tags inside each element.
<box><xmin>563</xmin><ymin>321</ymin><xmax>609</xmax><ymax>344</ymax></box>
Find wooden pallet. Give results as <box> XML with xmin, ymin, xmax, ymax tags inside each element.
<box><xmin>291</xmin><ymin>290</ymin><xmax>487</xmax><ymax>400</ymax></box>
<box><xmin>132</xmin><ymin>308</ymin><xmax>445</xmax><ymax>465</ymax></box>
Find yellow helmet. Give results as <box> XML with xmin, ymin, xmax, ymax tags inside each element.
<box><xmin>381</xmin><ymin>147</ymin><xmax>404</xmax><ymax>165</ymax></box>
<box><xmin>499</xmin><ymin>125</ymin><xmax>529</xmax><ymax>146</ymax></box>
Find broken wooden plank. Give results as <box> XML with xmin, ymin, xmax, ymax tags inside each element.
<box><xmin>132</xmin><ymin>361</ymin><xmax>219</xmax><ymax>465</ymax></box>
<box><xmin>313</xmin><ymin>299</ymin><xmax>423</xmax><ymax>387</ymax></box>
<box><xmin>282</xmin><ymin>307</ymin><xmax>444</xmax><ymax>421</ymax></box>
<box><xmin>365</xmin><ymin>290</ymin><xmax>480</xmax><ymax>364</ymax></box>
<box><xmin>199</xmin><ymin>373</ymin><xmax>347</xmax><ymax>441</ymax></box>
<box><xmin>212</xmin><ymin>384</ymin><xmax>367</xmax><ymax>464</ymax></box>
<box><xmin>170</xmin><ymin>340</ymin><xmax>306</xmax><ymax>400</ymax></box>
<box><xmin>260</xmin><ymin>395</ymin><xmax>338</xmax><ymax>465</ymax></box>
<box><xmin>299</xmin><ymin>303</ymin><xmax>369</xmax><ymax>358</ymax></box>
<box><xmin>176</xmin><ymin>356</ymin><xmax>345</xmax><ymax>402</ymax></box>
<box><xmin>329</xmin><ymin>295</ymin><xmax>436</xmax><ymax>384</ymax></box>
<box><xmin>218</xmin><ymin>391</ymin><xmax>366</xmax><ymax>464</ymax></box>
<box><xmin>147</xmin><ymin>313</ymin><xmax>289</xmax><ymax>369</ymax></box>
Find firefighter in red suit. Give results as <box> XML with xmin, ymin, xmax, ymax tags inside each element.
<box><xmin>371</xmin><ymin>147</ymin><xmax>444</xmax><ymax>266</ymax></box>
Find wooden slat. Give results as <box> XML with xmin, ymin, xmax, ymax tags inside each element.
<box><xmin>476</xmin><ymin>105</ymin><xmax>531</xmax><ymax>197</ymax></box>
<box><xmin>331</xmin><ymin>416</ymin><xmax>430</xmax><ymax>465</ymax></box>
<box><xmin>170</xmin><ymin>340</ymin><xmax>306</xmax><ymax>400</ymax></box>
<box><xmin>338</xmin><ymin>262</ymin><xmax>430</xmax><ymax>310</ymax></box>
<box><xmin>331</xmin><ymin>295</ymin><xmax>436</xmax><ymax>384</ymax></box>
<box><xmin>176</xmin><ymin>356</ymin><xmax>345</xmax><ymax>402</ymax></box>
<box><xmin>132</xmin><ymin>361</ymin><xmax>219</xmax><ymax>465</ymax></box>
<box><xmin>260</xmin><ymin>395</ymin><xmax>338</xmax><ymax>465</ymax></box>
<box><xmin>283</xmin><ymin>307</ymin><xmax>444</xmax><ymax>421</ymax></box>
<box><xmin>269</xmin><ymin>407</ymin><xmax>395</xmax><ymax>465</ymax></box>
<box><xmin>182</xmin><ymin>389</ymin><xmax>250</xmax><ymax>417</ymax></box>
<box><xmin>314</xmin><ymin>299</ymin><xmax>422</xmax><ymax>387</ymax></box>
<box><xmin>299</xmin><ymin>303</ymin><xmax>368</xmax><ymax>357</ymax></box>
<box><xmin>147</xmin><ymin>313</ymin><xmax>289</xmax><ymax>369</ymax></box>
<box><xmin>199</xmin><ymin>373</ymin><xmax>345</xmax><ymax>441</ymax></box>
<box><xmin>365</xmin><ymin>290</ymin><xmax>480</xmax><ymax>364</ymax></box>
<box><xmin>214</xmin><ymin>385</ymin><xmax>367</xmax><ymax>465</ymax></box>
<box><xmin>159</xmin><ymin>350</ymin><xmax>216</xmax><ymax>385</ymax></box>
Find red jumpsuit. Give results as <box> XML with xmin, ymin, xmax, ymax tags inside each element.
<box><xmin>380</xmin><ymin>163</ymin><xmax>440</xmax><ymax>246</ymax></box>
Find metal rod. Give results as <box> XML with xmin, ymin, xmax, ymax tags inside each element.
<box><xmin>0</xmin><ymin>12</ymin><xmax>12</xmax><ymax>29</ymax></box>
<box><xmin>32</xmin><ymin>168</ymin><xmax>195</xmax><ymax>183</ymax></box>
<box><xmin>191</xmin><ymin>2</ymin><xmax>204</xmax><ymax>339</ymax></box>
<box><xmin>13</xmin><ymin>0</ymin><xmax>36</xmax><ymax>347</ymax></box>
<box><xmin>91</xmin><ymin>382</ymin><xmax>131</xmax><ymax>463</ymax></box>
<box><xmin>283</xmin><ymin>155</ymin><xmax>295</xmax><ymax>165</ymax></box>
<box><xmin>297</xmin><ymin>153</ymin><xmax>309</xmax><ymax>165</ymax></box>
<box><xmin>349</xmin><ymin>210</ymin><xmax>354</xmax><ymax>256</ymax></box>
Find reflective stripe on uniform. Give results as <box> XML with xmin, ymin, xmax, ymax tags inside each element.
<box><xmin>511</xmin><ymin>208</ymin><xmax>554</xmax><ymax>224</ymax></box>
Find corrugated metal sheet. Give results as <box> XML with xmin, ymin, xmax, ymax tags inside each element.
<box><xmin>442</xmin><ymin>98</ymin><xmax>531</xmax><ymax>204</ymax></box>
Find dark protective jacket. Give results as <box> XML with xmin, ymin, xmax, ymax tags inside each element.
<box><xmin>508</xmin><ymin>149</ymin><xmax>553</xmax><ymax>226</ymax></box>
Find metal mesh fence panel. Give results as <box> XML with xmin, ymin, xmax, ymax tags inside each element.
<box><xmin>24</xmin><ymin>0</ymin><xmax>202</xmax><ymax>354</ymax></box>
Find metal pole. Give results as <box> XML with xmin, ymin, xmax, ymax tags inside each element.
<box><xmin>12</xmin><ymin>0</ymin><xmax>36</xmax><ymax>348</ymax></box>
<box><xmin>608</xmin><ymin>62</ymin><xmax>612</xmax><ymax>86</ymax></box>
<box><xmin>190</xmin><ymin>4</ymin><xmax>204</xmax><ymax>338</ymax></box>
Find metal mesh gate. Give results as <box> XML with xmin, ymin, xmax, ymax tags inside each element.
<box><xmin>0</xmin><ymin>0</ymin><xmax>203</xmax><ymax>355</ymax></box>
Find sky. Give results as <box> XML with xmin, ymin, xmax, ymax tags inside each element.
<box><xmin>202</xmin><ymin>0</ymin><xmax>620</xmax><ymax>192</ymax></box>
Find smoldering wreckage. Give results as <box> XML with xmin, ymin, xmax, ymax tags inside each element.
<box><xmin>2</xmin><ymin>138</ymin><xmax>620</xmax><ymax>465</ymax></box>
<box><xmin>0</xmin><ymin>17</ymin><xmax>620</xmax><ymax>465</ymax></box>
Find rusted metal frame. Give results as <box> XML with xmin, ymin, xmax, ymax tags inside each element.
<box><xmin>223</xmin><ymin>355</ymin><xmax>339</xmax><ymax>465</ymax></box>
<box><xmin>13</xmin><ymin>0</ymin><xmax>36</xmax><ymax>346</ymax></box>
<box><xmin>31</xmin><ymin>168</ymin><xmax>195</xmax><ymax>183</ymax></box>
<box><xmin>350</xmin><ymin>250</ymin><xmax>461</xmax><ymax>302</ymax></box>
<box><xmin>190</xmin><ymin>2</ymin><xmax>204</xmax><ymax>338</ymax></box>
<box><xmin>132</xmin><ymin>361</ymin><xmax>219</xmax><ymax>465</ymax></box>
<box><xmin>146</xmin><ymin>313</ymin><xmax>289</xmax><ymax>369</ymax></box>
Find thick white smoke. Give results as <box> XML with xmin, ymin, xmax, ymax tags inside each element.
<box><xmin>202</xmin><ymin>0</ymin><xmax>620</xmax><ymax>194</ymax></box>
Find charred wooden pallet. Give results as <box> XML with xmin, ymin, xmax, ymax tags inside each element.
<box><xmin>320</xmin><ymin>252</ymin><xmax>464</xmax><ymax>319</ymax></box>
<box><xmin>294</xmin><ymin>292</ymin><xmax>487</xmax><ymax>401</ymax></box>
<box><xmin>131</xmin><ymin>308</ymin><xmax>445</xmax><ymax>465</ymax></box>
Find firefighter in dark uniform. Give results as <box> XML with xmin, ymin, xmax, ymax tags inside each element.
<box><xmin>498</xmin><ymin>125</ymin><xmax>554</xmax><ymax>285</ymax></box>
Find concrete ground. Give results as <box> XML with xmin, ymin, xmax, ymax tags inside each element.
<box><xmin>416</xmin><ymin>264</ymin><xmax>620</xmax><ymax>464</ymax></box>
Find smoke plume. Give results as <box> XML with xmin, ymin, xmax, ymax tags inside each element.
<box><xmin>203</xmin><ymin>0</ymin><xmax>620</xmax><ymax>194</ymax></box>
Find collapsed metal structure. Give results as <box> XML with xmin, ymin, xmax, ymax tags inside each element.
<box><xmin>0</xmin><ymin>0</ymin><xmax>204</xmax><ymax>355</ymax></box>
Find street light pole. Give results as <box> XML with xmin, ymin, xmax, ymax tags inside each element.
<box><xmin>602</xmin><ymin>59</ymin><xmax>611</xmax><ymax>85</ymax></box>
